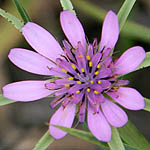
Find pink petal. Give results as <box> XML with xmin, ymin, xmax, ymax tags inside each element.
<box><xmin>22</xmin><ymin>22</ymin><xmax>63</xmax><ymax>62</ymax></box>
<box><xmin>88</xmin><ymin>103</ymin><xmax>111</xmax><ymax>142</ymax></box>
<box><xmin>108</xmin><ymin>87</ymin><xmax>145</xmax><ymax>110</ymax></box>
<box><xmin>49</xmin><ymin>103</ymin><xmax>76</xmax><ymax>139</ymax></box>
<box><xmin>113</xmin><ymin>46</ymin><xmax>146</xmax><ymax>75</ymax></box>
<box><xmin>2</xmin><ymin>80</ymin><xmax>53</xmax><ymax>101</ymax></box>
<box><xmin>9</xmin><ymin>48</ymin><xmax>56</xmax><ymax>75</ymax></box>
<box><xmin>60</xmin><ymin>10</ymin><xmax>86</xmax><ymax>50</ymax></box>
<box><xmin>99</xmin><ymin>11</ymin><xmax>119</xmax><ymax>51</ymax></box>
<box><xmin>101</xmin><ymin>99</ymin><xmax>128</xmax><ymax>127</ymax></box>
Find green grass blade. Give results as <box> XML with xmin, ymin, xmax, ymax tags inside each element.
<box><xmin>0</xmin><ymin>8</ymin><xmax>24</xmax><ymax>32</ymax></box>
<box><xmin>108</xmin><ymin>127</ymin><xmax>125</xmax><ymax>150</ymax></box>
<box><xmin>33</xmin><ymin>131</ymin><xmax>54</xmax><ymax>150</ymax></box>
<box><xmin>54</xmin><ymin>125</ymin><xmax>109</xmax><ymax>149</ymax></box>
<box><xmin>118</xmin><ymin>120</ymin><xmax>149</xmax><ymax>150</ymax></box>
<box><xmin>13</xmin><ymin>0</ymin><xmax>32</xmax><ymax>23</ymax></box>
<box><xmin>118</xmin><ymin>0</ymin><xmax>136</xmax><ymax>31</ymax></box>
<box><xmin>0</xmin><ymin>94</ymin><xmax>16</xmax><ymax>106</ymax></box>
<box><xmin>60</xmin><ymin>0</ymin><xmax>76</xmax><ymax>15</ymax></box>
<box><xmin>144</xmin><ymin>98</ymin><xmax>150</xmax><ymax>111</ymax></box>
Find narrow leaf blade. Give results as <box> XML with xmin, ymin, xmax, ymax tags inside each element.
<box><xmin>144</xmin><ymin>98</ymin><xmax>150</xmax><ymax>111</ymax></box>
<box><xmin>108</xmin><ymin>127</ymin><xmax>125</xmax><ymax>150</ymax></box>
<box><xmin>33</xmin><ymin>131</ymin><xmax>54</xmax><ymax>150</ymax></box>
<box><xmin>54</xmin><ymin>125</ymin><xmax>109</xmax><ymax>149</ymax></box>
<box><xmin>118</xmin><ymin>0</ymin><xmax>136</xmax><ymax>31</ymax></box>
<box><xmin>0</xmin><ymin>8</ymin><xmax>24</xmax><ymax>31</ymax></box>
<box><xmin>118</xmin><ymin>120</ymin><xmax>149</xmax><ymax>150</ymax></box>
<box><xmin>60</xmin><ymin>0</ymin><xmax>76</xmax><ymax>15</ymax></box>
<box><xmin>0</xmin><ymin>94</ymin><xmax>16</xmax><ymax>106</ymax></box>
<box><xmin>13</xmin><ymin>0</ymin><xmax>32</xmax><ymax>23</ymax></box>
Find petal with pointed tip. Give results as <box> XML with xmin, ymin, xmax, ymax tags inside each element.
<box><xmin>49</xmin><ymin>103</ymin><xmax>76</xmax><ymax>139</ymax></box>
<box><xmin>99</xmin><ymin>11</ymin><xmax>119</xmax><ymax>51</ymax></box>
<box><xmin>101</xmin><ymin>99</ymin><xmax>128</xmax><ymax>127</ymax></box>
<box><xmin>113</xmin><ymin>46</ymin><xmax>146</xmax><ymax>75</ymax></box>
<box><xmin>60</xmin><ymin>10</ymin><xmax>86</xmax><ymax>50</ymax></box>
<box><xmin>88</xmin><ymin>103</ymin><xmax>111</xmax><ymax>142</ymax></box>
<box><xmin>22</xmin><ymin>22</ymin><xmax>63</xmax><ymax>61</ymax></box>
<box><xmin>2</xmin><ymin>81</ymin><xmax>53</xmax><ymax>101</ymax></box>
<box><xmin>9</xmin><ymin>48</ymin><xmax>55</xmax><ymax>75</ymax></box>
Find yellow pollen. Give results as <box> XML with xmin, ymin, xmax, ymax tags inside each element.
<box><xmin>94</xmin><ymin>90</ymin><xmax>99</xmax><ymax>94</ymax></box>
<box><xmin>87</xmin><ymin>88</ymin><xmax>91</xmax><ymax>92</ymax></box>
<box><xmin>97</xmin><ymin>64</ymin><xmax>101</xmax><ymax>69</ymax></box>
<box><xmin>90</xmin><ymin>80</ymin><xmax>94</xmax><ymax>84</ymax></box>
<box><xmin>78</xmin><ymin>55</ymin><xmax>82</xmax><ymax>58</ymax></box>
<box><xmin>98</xmin><ymin>80</ymin><xmax>101</xmax><ymax>84</ymax></box>
<box><xmin>89</xmin><ymin>61</ymin><xmax>92</xmax><ymax>67</ymax></box>
<box><xmin>77</xmin><ymin>81</ymin><xmax>82</xmax><ymax>84</ymax></box>
<box><xmin>76</xmin><ymin>90</ymin><xmax>80</xmax><ymax>94</ymax></box>
<box><xmin>62</xmin><ymin>68</ymin><xmax>67</xmax><ymax>73</ymax></box>
<box><xmin>68</xmin><ymin>77</ymin><xmax>74</xmax><ymax>80</ymax></box>
<box><xmin>86</xmin><ymin>56</ymin><xmax>91</xmax><ymax>60</ymax></box>
<box><xmin>94</xmin><ymin>71</ymin><xmax>99</xmax><ymax>76</ymax></box>
<box><xmin>64</xmin><ymin>84</ymin><xmax>70</xmax><ymax>87</ymax></box>
<box><xmin>72</xmin><ymin>64</ymin><xmax>76</xmax><ymax>70</ymax></box>
<box><xmin>113</xmin><ymin>87</ymin><xmax>118</xmax><ymax>91</ymax></box>
<box><xmin>81</xmin><ymin>68</ymin><xmax>85</xmax><ymax>72</ymax></box>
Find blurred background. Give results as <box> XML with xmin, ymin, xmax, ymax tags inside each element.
<box><xmin>0</xmin><ymin>0</ymin><xmax>150</xmax><ymax>149</ymax></box>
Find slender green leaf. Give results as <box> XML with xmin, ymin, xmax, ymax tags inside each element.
<box><xmin>108</xmin><ymin>127</ymin><xmax>125</xmax><ymax>150</ymax></box>
<box><xmin>0</xmin><ymin>8</ymin><xmax>24</xmax><ymax>31</ymax></box>
<box><xmin>60</xmin><ymin>0</ymin><xmax>76</xmax><ymax>15</ymax></box>
<box><xmin>54</xmin><ymin>125</ymin><xmax>109</xmax><ymax>149</ymax></box>
<box><xmin>0</xmin><ymin>94</ymin><xmax>16</xmax><ymax>106</ymax></box>
<box><xmin>135</xmin><ymin>52</ymin><xmax>150</xmax><ymax>71</ymax></box>
<box><xmin>118</xmin><ymin>0</ymin><xmax>136</xmax><ymax>31</ymax></box>
<box><xmin>144</xmin><ymin>98</ymin><xmax>150</xmax><ymax>111</ymax></box>
<box><xmin>118</xmin><ymin>120</ymin><xmax>149</xmax><ymax>150</ymax></box>
<box><xmin>73</xmin><ymin>0</ymin><xmax>150</xmax><ymax>43</ymax></box>
<box><xmin>13</xmin><ymin>0</ymin><xmax>32</xmax><ymax>23</ymax></box>
<box><xmin>33</xmin><ymin>131</ymin><xmax>54</xmax><ymax>150</ymax></box>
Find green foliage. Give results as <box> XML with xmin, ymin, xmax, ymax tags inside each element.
<box><xmin>13</xmin><ymin>0</ymin><xmax>32</xmax><ymax>23</ymax></box>
<box><xmin>60</xmin><ymin>0</ymin><xmax>76</xmax><ymax>15</ymax></box>
<box><xmin>54</xmin><ymin>125</ymin><xmax>109</xmax><ymax>149</ymax></box>
<box><xmin>118</xmin><ymin>0</ymin><xmax>136</xmax><ymax>31</ymax></box>
<box><xmin>0</xmin><ymin>94</ymin><xmax>16</xmax><ymax>106</ymax></box>
<box><xmin>108</xmin><ymin>127</ymin><xmax>125</xmax><ymax>150</ymax></box>
<box><xmin>118</xmin><ymin>121</ymin><xmax>149</xmax><ymax>150</ymax></box>
<box><xmin>0</xmin><ymin>8</ymin><xmax>24</xmax><ymax>31</ymax></box>
<box><xmin>144</xmin><ymin>98</ymin><xmax>150</xmax><ymax>111</ymax></box>
<box><xmin>33</xmin><ymin>131</ymin><xmax>54</xmax><ymax>150</ymax></box>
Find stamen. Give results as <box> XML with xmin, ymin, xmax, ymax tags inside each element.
<box><xmin>77</xmin><ymin>81</ymin><xmax>82</xmax><ymax>84</ymax></box>
<box><xmin>87</xmin><ymin>88</ymin><xmax>91</xmax><ymax>92</ymax></box>
<box><xmin>72</xmin><ymin>64</ymin><xmax>76</xmax><ymax>70</ymax></box>
<box><xmin>86</xmin><ymin>56</ymin><xmax>91</xmax><ymax>60</ymax></box>
<box><xmin>90</xmin><ymin>80</ymin><xmax>94</xmax><ymax>84</ymax></box>
<box><xmin>76</xmin><ymin>90</ymin><xmax>80</xmax><ymax>94</ymax></box>
<box><xmin>97</xmin><ymin>64</ymin><xmax>101</xmax><ymax>69</ymax></box>
<box><xmin>81</xmin><ymin>68</ymin><xmax>85</xmax><ymax>73</ymax></box>
<box><xmin>62</xmin><ymin>68</ymin><xmax>67</xmax><ymax>73</ymax></box>
<box><xmin>94</xmin><ymin>71</ymin><xmax>99</xmax><ymax>76</ymax></box>
<box><xmin>78</xmin><ymin>55</ymin><xmax>83</xmax><ymax>58</ymax></box>
<box><xmin>68</xmin><ymin>77</ymin><xmax>74</xmax><ymax>80</ymax></box>
<box><xmin>89</xmin><ymin>61</ymin><xmax>92</xmax><ymax>67</ymax></box>
<box><xmin>94</xmin><ymin>90</ymin><xmax>99</xmax><ymax>94</ymax></box>
<box><xmin>64</xmin><ymin>84</ymin><xmax>70</xmax><ymax>87</ymax></box>
<box><xmin>97</xmin><ymin>80</ymin><xmax>101</xmax><ymax>84</ymax></box>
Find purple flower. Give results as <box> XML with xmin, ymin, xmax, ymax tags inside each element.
<box><xmin>2</xmin><ymin>10</ymin><xmax>145</xmax><ymax>142</ymax></box>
